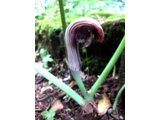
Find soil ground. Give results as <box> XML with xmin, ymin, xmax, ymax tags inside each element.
<box><xmin>35</xmin><ymin>61</ymin><xmax>125</xmax><ymax>120</ymax></box>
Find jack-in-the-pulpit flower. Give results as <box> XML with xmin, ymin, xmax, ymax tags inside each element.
<box><xmin>65</xmin><ymin>17</ymin><xmax>104</xmax><ymax>72</ymax></box>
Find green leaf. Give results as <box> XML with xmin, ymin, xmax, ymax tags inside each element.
<box><xmin>48</xmin><ymin>117</ymin><xmax>54</xmax><ymax>120</ymax></box>
<box><xmin>49</xmin><ymin>108</ymin><xmax>55</xmax><ymax>117</ymax></box>
<box><xmin>82</xmin><ymin>48</ymin><xmax>87</xmax><ymax>53</ymax></box>
<box><xmin>41</xmin><ymin>108</ymin><xmax>55</xmax><ymax>120</ymax></box>
<box><xmin>48</xmin><ymin>58</ymin><xmax>53</xmax><ymax>62</ymax></box>
<box><xmin>41</xmin><ymin>110</ymin><xmax>49</xmax><ymax>118</ymax></box>
<box><xmin>40</xmin><ymin>48</ymin><xmax>47</xmax><ymax>59</ymax></box>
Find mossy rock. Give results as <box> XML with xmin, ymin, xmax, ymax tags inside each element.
<box><xmin>35</xmin><ymin>13</ymin><xmax>125</xmax><ymax>75</ymax></box>
<box><xmin>35</xmin><ymin>20</ymin><xmax>64</xmax><ymax>59</ymax></box>
<box><xmin>35</xmin><ymin>12</ymin><xmax>117</xmax><ymax>54</ymax></box>
<box><xmin>89</xmin><ymin>11</ymin><xmax>115</xmax><ymax>17</ymax></box>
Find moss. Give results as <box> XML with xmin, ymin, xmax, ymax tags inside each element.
<box><xmin>88</xmin><ymin>11</ymin><xmax>115</xmax><ymax>17</ymax></box>
<box><xmin>103</xmin><ymin>14</ymin><xmax>125</xmax><ymax>23</ymax></box>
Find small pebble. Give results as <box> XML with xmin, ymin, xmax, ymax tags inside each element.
<box><xmin>107</xmin><ymin>108</ymin><xmax>113</xmax><ymax>114</ymax></box>
<box><xmin>120</xmin><ymin>115</ymin><xmax>124</xmax><ymax>120</ymax></box>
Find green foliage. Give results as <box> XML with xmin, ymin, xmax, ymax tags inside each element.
<box><xmin>35</xmin><ymin>0</ymin><xmax>125</xmax><ymax>18</ymax></box>
<box><xmin>35</xmin><ymin>0</ymin><xmax>125</xmax><ymax>41</ymax></box>
<box><xmin>41</xmin><ymin>108</ymin><xmax>55</xmax><ymax>120</ymax></box>
<box><xmin>39</xmin><ymin>48</ymin><xmax>54</xmax><ymax>70</ymax></box>
<box><xmin>104</xmin><ymin>14</ymin><xmax>125</xmax><ymax>22</ymax></box>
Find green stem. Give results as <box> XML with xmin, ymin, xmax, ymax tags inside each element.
<box><xmin>70</xmin><ymin>70</ymin><xmax>87</xmax><ymax>97</ymax></box>
<box><xmin>112</xmin><ymin>65</ymin><xmax>116</xmax><ymax>78</ymax></box>
<box><xmin>112</xmin><ymin>84</ymin><xmax>125</xmax><ymax>112</ymax></box>
<box><xmin>58</xmin><ymin>0</ymin><xmax>67</xmax><ymax>33</ymax></box>
<box><xmin>86</xmin><ymin>49</ymin><xmax>90</xmax><ymax>75</ymax></box>
<box><xmin>89</xmin><ymin>36</ymin><xmax>125</xmax><ymax>99</ymax></box>
<box><xmin>35</xmin><ymin>63</ymin><xmax>85</xmax><ymax>105</ymax></box>
<box><xmin>58</xmin><ymin>0</ymin><xmax>74</xmax><ymax>87</ymax></box>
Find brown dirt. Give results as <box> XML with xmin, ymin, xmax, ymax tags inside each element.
<box><xmin>35</xmin><ymin>61</ymin><xmax>125</xmax><ymax>120</ymax></box>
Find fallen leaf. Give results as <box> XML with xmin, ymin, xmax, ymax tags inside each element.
<box><xmin>68</xmin><ymin>81</ymin><xmax>74</xmax><ymax>88</ymax></box>
<box><xmin>51</xmin><ymin>100</ymin><xmax>63</xmax><ymax>112</ymax></box>
<box><xmin>97</xmin><ymin>93</ymin><xmax>111</xmax><ymax>116</ymax></box>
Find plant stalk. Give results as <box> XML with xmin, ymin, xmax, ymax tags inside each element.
<box><xmin>70</xmin><ymin>70</ymin><xmax>87</xmax><ymax>97</ymax></box>
<box><xmin>58</xmin><ymin>0</ymin><xmax>77</xmax><ymax>96</ymax></box>
<box><xmin>89</xmin><ymin>36</ymin><xmax>125</xmax><ymax>99</ymax></box>
<box><xmin>58</xmin><ymin>0</ymin><xmax>67</xmax><ymax>33</ymax></box>
<box><xmin>35</xmin><ymin>63</ymin><xmax>85</xmax><ymax>105</ymax></box>
<box><xmin>112</xmin><ymin>84</ymin><xmax>125</xmax><ymax>112</ymax></box>
<box><xmin>112</xmin><ymin>65</ymin><xmax>116</xmax><ymax>78</ymax></box>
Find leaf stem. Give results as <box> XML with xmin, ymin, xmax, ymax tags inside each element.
<box><xmin>112</xmin><ymin>65</ymin><xmax>116</xmax><ymax>78</ymax></box>
<box><xmin>112</xmin><ymin>84</ymin><xmax>125</xmax><ymax>112</ymax></box>
<box><xmin>70</xmin><ymin>70</ymin><xmax>87</xmax><ymax>97</ymax></box>
<box><xmin>89</xmin><ymin>36</ymin><xmax>125</xmax><ymax>99</ymax></box>
<box><xmin>58</xmin><ymin>0</ymin><xmax>67</xmax><ymax>33</ymax></box>
<box><xmin>35</xmin><ymin>63</ymin><xmax>85</xmax><ymax>105</ymax></box>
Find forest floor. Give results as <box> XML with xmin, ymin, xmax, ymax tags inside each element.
<box><xmin>35</xmin><ymin>60</ymin><xmax>125</xmax><ymax>120</ymax></box>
